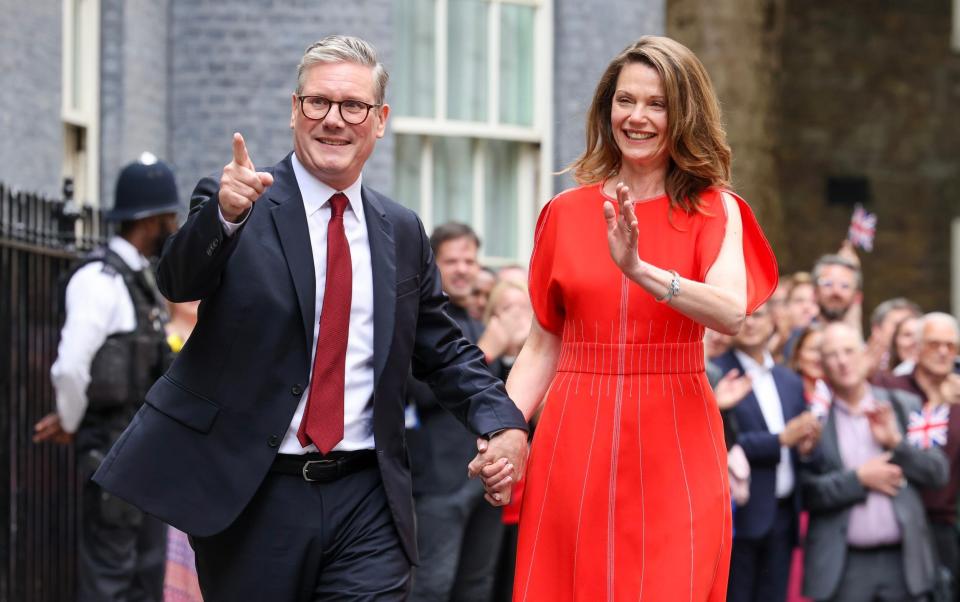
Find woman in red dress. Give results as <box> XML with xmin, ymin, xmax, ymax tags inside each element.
<box><xmin>481</xmin><ymin>36</ymin><xmax>778</xmax><ymax>601</ymax></box>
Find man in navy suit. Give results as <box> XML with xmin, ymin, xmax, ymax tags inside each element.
<box><xmin>713</xmin><ymin>302</ymin><xmax>820</xmax><ymax>602</ymax></box>
<box><xmin>93</xmin><ymin>35</ymin><xmax>528</xmax><ymax>601</ymax></box>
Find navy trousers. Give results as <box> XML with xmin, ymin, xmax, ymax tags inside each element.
<box><xmin>191</xmin><ymin>464</ymin><xmax>411</xmax><ymax>601</ymax></box>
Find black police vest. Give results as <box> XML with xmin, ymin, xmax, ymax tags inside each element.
<box><xmin>67</xmin><ymin>248</ymin><xmax>172</xmax><ymax>452</ymax></box>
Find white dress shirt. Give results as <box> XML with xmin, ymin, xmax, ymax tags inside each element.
<box><xmin>221</xmin><ymin>153</ymin><xmax>376</xmax><ymax>452</ymax></box>
<box><xmin>734</xmin><ymin>349</ymin><xmax>796</xmax><ymax>498</ymax></box>
<box><xmin>50</xmin><ymin>236</ymin><xmax>150</xmax><ymax>432</ymax></box>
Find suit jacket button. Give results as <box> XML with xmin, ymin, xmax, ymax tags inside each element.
<box><xmin>267</xmin><ymin>435</ymin><xmax>280</xmax><ymax>448</ymax></box>
<box><xmin>291</xmin><ymin>384</ymin><xmax>303</xmax><ymax>396</ymax></box>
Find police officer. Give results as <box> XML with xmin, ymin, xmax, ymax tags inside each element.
<box><xmin>34</xmin><ymin>154</ymin><xmax>179</xmax><ymax>601</ymax></box>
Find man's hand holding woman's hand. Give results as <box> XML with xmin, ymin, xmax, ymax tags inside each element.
<box><xmin>467</xmin><ymin>429</ymin><xmax>529</xmax><ymax>507</ymax></box>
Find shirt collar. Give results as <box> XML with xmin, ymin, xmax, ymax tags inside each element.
<box><xmin>291</xmin><ymin>152</ymin><xmax>364</xmax><ymax>222</ymax></box>
<box><xmin>833</xmin><ymin>387</ymin><xmax>875</xmax><ymax>416</ymax></box>
<box><xmin>733</xmin><ymin>349</ymin><xmax>775</xmax><ymax>374</ymax></box>
<box><xmin>108</xmin><ymin>236</ymin><xmax>150</xmax><ymax>271</ymax></box>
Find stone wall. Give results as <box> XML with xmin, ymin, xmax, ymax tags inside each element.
<box><xmin>778</xmin><ymin>0</ymin><xmax>960</xmax><ymax>313</ymax></box>
<box><xmin>667</xmin><ymin>0</ymin><xmax>788</xmax><ymax>261</ymax></box>
<box><xmin>670</xmin><ymin>0</ymin><xmax>960</xmax><ymax>313</ymax></box>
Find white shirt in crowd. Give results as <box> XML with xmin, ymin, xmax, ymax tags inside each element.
<box><xmin>733</xmin><ymin>349</ymin><xmax>796</xmax><ymax>498</ymax></box>
<box><xmin>50</xmin><ymin>236</ymin><xmax>149</xmax><ymax>433</ymax></box>
<box><xmin>220</xmin><ymin>152</ymin><xmax>376</xmax><ymax>453</ymax></box>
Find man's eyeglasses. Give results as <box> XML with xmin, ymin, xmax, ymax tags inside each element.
<box><xmin>815</xmin><ymin>278</ymin><xmax>854</xmax><ymax>292</ymax></box>
<box><xmin>922</xmin><ymin>340</ymin><xmax>959</xmax><ymax>353</ymax></box>
<box><xmin>298</xmin><ymin>95</ymin><xmax>381</xmax><ymax>125</ymax></box>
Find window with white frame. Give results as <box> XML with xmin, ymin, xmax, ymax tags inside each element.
<box><xmin>953</xmin><ymin>0</ymin><xmax>960</xmax><ymax>52</ymax></box>
<box><xmin>392</xmin><ymin>0</ymin><xmax>552</xmax><ymax>264</ymax></box>
<box><xmin>62</xmin><ymin>0</ymin><xmax>100</xmax><ymax>206</ymax></box>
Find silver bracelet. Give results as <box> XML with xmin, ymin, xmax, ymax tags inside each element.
<box><xmin>655</xmin><ymin>270</ymin><xmax>680</xmax><ymax>303</ymax></box>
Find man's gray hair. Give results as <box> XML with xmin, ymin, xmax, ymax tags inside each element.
<box><xmin>812</xmin><ymin>254</ymin><xmax>863</xmax><ymax>290</ymax></box>
<box><xmin>296</xmin><ymin>35</ymin><xmax>389</xmax><ymax>104</ymax></box>
<box><xmin>870</xmin><ymin>297</ymin><xmax>922</xmax><ymax>327</ymax></box>
<box><xmin>916</xmin><ymin>312</ymin><xmax>960</xmax><ymax>344</ymax></box>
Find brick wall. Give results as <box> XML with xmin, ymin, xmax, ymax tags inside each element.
<box><xmin>0</xmin><ymin>0</ymin><xmax>63</xmax><ymax>197</ymax></box>
<box><xmin>552</xmin><ymin>0</ymin><xmax>666</xmax><ymax>193</ymax></box>
<box><xmin>100</xmin><ymin>0</ymin><xmax>172</xmax><ymax>209</ymax></box>
<box><xmin>168</xmin><ymin>0</ymin><xmax>394</xmax><ymax>204</ymax></box>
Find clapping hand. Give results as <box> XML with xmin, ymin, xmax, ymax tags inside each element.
<box><xmin>796</xmin><ymin>420</ymin><xmax>822</xmax><ymax>456</ymax></box>
<box><xmin>467</xmin><ymin>429</ymin><xmax>528</xmax><ymax>506</ymax></box>
<box><xmin>219</xmin><ymin>133</ymin><xmax>275</xmax><ymax>223</ymax></box>
<box><xmin>713</xmin><ymin>369</ymin><xmax>752</xmax><ymax>410</ymax></box>
<box><xmin>780</xmin><ymin>412</ymin><xmax>820</xmax><ymax>449</ymax></box>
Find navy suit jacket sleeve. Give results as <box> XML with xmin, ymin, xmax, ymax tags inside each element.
<box><xmin>157</xmin><ymin>174</ymin><xmax>243</xmax><ymax>302</ymax></box>
<box><xmin>405</xmin><ymin>214</ymin><xmax>524</xmax><ymax>437</ymax></box>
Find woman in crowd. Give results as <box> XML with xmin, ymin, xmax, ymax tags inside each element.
<box><xmin>789</xmin><ymin>325</ymin><xmax>828</xmax><ymax>410</ymax></box>
<box><xmin>785</xmin><ymin>272</ymin><xmax>819</xmax><ymax>332</ymax></box>
<box><xmin>483</xmin><ymin>280</ymin><xmax>534</xmax><ymax>382</ymax></box>
<box><xmin>489</xmin><ymin>35</ymin><xmax>778</xmax><ymax>600</ymax></box>
<box><xmin>889</xmin><ymin>315</ymin><xmax>921</xmax><ymax>377</ymax></box>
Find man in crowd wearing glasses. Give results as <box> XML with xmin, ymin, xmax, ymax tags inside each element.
<box><xmin>93</xmin><ymin>35</ymin><xmax>528</xmax><ymax>601</ymax></box>
<box><xmin>875</xmin><ymin>312</ymin><xmax>960</xmax><ymax>598</ymax></box>
<box><xmin>784</xmin><ymin>253</ymin><xmax>863</xmax><ymax>362</ymax></box>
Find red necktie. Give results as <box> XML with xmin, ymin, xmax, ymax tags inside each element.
<box><xmin>297</xmin><ymin>192</ymin><xmax>352</xmax><ymax>453</ymax></box>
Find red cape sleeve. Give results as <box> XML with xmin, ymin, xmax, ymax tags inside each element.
<box><xmin>528</xmin><ymin>200</ymin><xmax>565</xmax><ymax>335</ymax></box>
<box><xmin>697</xmin><ymin>190</ymin><xmax>779</xmax><ymax>314</ymax></box>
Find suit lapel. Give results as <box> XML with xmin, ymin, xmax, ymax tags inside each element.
<box><xmin>268</xmin><ymin>155</ymin><xmax>316</xmax><ymax>355</ymax></box>
<box><xmin>821</xmin><ymin>403</ymin><xmax>842</xmax><ymax>469</ymax></box>
<box><xmin>362</xmin><ymin>186</ymin><xmax>395</xmax><ymax>387</ymax></box>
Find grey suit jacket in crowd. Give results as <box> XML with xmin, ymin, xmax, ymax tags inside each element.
<box><xmin>800</xmin><ymin>386</ymin><xmax>949</xmax><ymax>600</ymax></box>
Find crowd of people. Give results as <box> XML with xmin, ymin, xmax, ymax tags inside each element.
<box><xmin>31</xmin><ymin>30</ymin><xmax>960</xmax><ymax>602</ymax></box>
<box><xmin>707</xmin><ymin>245</ymin><xmax>960</xmax><ymax>602</ymax></box>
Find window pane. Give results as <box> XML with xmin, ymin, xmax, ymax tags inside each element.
<box><xmin>393</xmin><ymin>0</ymin><xmax>435</xmax><ymax>117</ymax></box>
<box><xmin>499</xmin><ymin>4</ymin><xmax>535</xmax><ymax>126</ymax></box>
<box><xmin>447</xmin><ymin>0</ymin><xmax>488</xmax><ymax>122</ymax></box>
<box><xmin>394</xmin><ymin>134</ymin><xmax>422</xmax><ymax>211</ymax></box>
<box><xmin>433</xmin><ymin>137</ymin><xmax>474</xmax><ymax>224</ymax></box>
<box><xmin>485</xmin><ymin>140</ymin><xmax>519</xmax><ymax>257</ymax></box>
<box><xmin>71</xmin><ymin>0</ymin><xmax>84</xmax><ymax>111</ymax></box>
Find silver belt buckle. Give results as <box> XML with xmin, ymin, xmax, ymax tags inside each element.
<box><xmin>301</xmin><ymin>459</ymin><xmax>336</xmax><ymax>482</ymax></box>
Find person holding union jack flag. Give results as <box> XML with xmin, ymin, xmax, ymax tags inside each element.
<box><xmin>874</xmin><ymin>312</ymin><xmax>960</xmax><ymax>600</ymax></box>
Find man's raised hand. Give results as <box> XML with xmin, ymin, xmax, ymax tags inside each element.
<box><xmin>219</xmin><ymin>133</ymin><xmax>275</xmax><ymax>223</ymax></box>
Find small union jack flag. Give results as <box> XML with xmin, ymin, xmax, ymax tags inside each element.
<box><xmin>907</xmin><ymin>404</ymin><xmax>950</xmax><ymax>450</ymax></box>
<box><xmin>847</xmin><ymin>204</ymin><xmax>877</xmax><ymax>252</ymax></box>
<box><xmin>807</xmin><ymin>379</ymin><xmax>832</xmax><ymax>421</ymax></box>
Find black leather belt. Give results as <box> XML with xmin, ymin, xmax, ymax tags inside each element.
<box><xmin>270</xmin><ymin>450</ymin><xmax>378</xmax><ymax>483</ymax></box>
<box><xmin>848</xmin><ymin>542</ymin><xmax>901</xmax><ymax>553</ymax></box>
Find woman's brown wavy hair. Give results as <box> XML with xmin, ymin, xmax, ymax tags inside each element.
<box><xmin>568</xmin><ymin>36</ymin><xmax>731</xmax><ymax>214</ymax></box>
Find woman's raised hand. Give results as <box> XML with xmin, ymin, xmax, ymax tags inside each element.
<box><xmin>603</xmin><ymin>182</ymin><xmax>643</xmax><ymax>280</ymax></box>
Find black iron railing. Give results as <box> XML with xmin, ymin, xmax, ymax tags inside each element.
<box><xmin>0</xmin><ymin>181</ymin><xmax>105</xmax><ymax>602</ymax></box>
